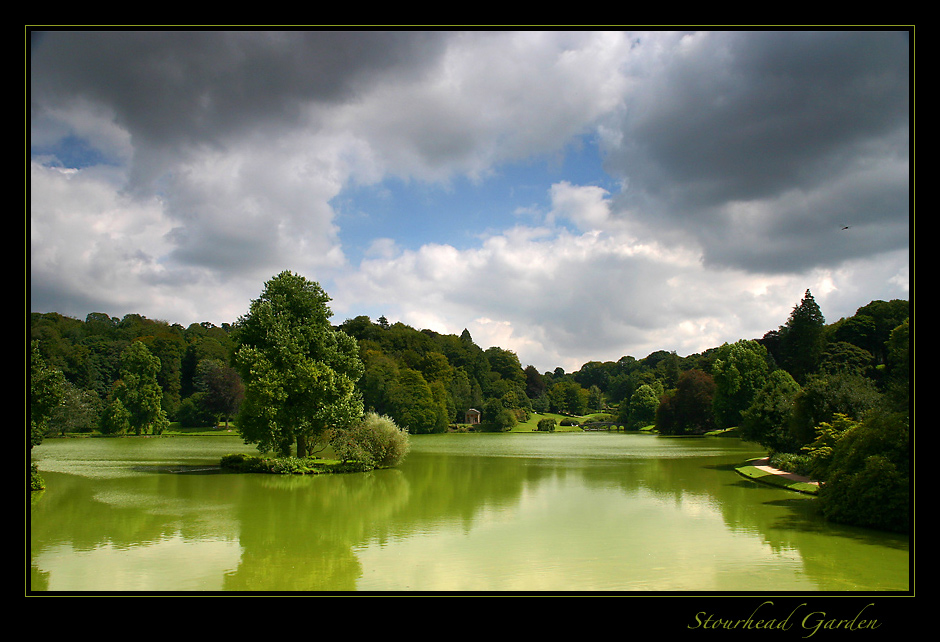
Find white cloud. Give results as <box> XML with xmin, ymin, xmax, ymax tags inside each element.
<box><xmin>324</xmin><ymin>31</ymin><xmax>632</xmax><ymax>183</ymax></box>
<box><xmin>335</xmin><ymin>168</ymin><xmax>908</xmax><ymax>372</ymax></box>
<box><xmin>30</xmin><ymin>30</ymin><xmax>909</xmax><ymax>372</ymax></box>
<box><xmin>547</xmin><ymin>181</ymin><xmax>614</xmax><ymax>231</ymax></box>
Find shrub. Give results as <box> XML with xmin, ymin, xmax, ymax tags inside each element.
<box><xmin>222</xmin><ymin>452</ymin><xmax>341</xmax><ymax>475</ymax></box>
<box><xmin>816</xmin><ymin>411</ymin><xmax>909</xmax><ymax>533</ymax></box>
<box><xmin>31</xmin><ymin>463</ymin><xmax>45</xmax><ymax>491</ymax></box>
<box><xmin>220</xmin><ymin>453</ymin><xmax>267</xmax><ymax>473</ymax></box>
<box><xmin>800</xmin><ymin>414</ymin><xmax>858</xmax><ymax>481</ymax></box>
<box><xmin>332</xmin><ymin>412</ymin><xmax>411</xmax><ymax>468</ymax></box>
<box><xmin>769</xmin><ymin>452</ymin><xmax>813</xmax><ymax>477</ymax></box>
<box><xmin>265</xmin><ymin>457</ymin><xmax>314</xmax><ymax>474</ymax></box>
<box><xmin>537</xmin><ymin>418</ymin><xmax>557</xmax><ymax>432</ymax></box>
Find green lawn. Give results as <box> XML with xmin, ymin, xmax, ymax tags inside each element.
<box><xmin>734</xmin><ymin>458</ymin><xmax>819</xmax><ymax>495</ymax></box>
<box><xmin>163</xmin><ymin>422</ymin><xmax>239</xmax><ymax>436</ymax></box>
<box><xmin>511</xmin><ymin>412</ymin><xmax>597</xmax><ymax>432</ymax></box>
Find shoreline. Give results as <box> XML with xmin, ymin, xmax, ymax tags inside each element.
<box><xmin>734</xmin><ymin>457</ymin><xmax>820</xmax><ymax>495</ymax></box>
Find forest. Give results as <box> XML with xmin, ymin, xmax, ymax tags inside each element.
<box><xmin>30</xmin><ymin>286</ymin><xmax>909</xmax><ymax>532</ymax></box>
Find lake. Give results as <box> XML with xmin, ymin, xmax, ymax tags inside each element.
<box><xmin>29</xmin><ymin>431</ymin><xmax>909</xmax><ymax>593</ymax></box>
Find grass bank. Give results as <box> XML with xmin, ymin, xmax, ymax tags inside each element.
<box><xmin>735</xmin><ymin>457</ymin><xmax>819</xmax><ymax>495</ymax></box>
<box><xmin>511</xmin><ymin>412</ymin><xmax>589</xmax><ymax>432</ymax></box>
<box><xmin>509</xmin><ymin>412</ymin><xmax>657</xmax><ymax>433</ymax></box>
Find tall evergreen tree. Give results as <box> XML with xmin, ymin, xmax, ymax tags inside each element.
<box><xmin>780</xmin><ymin>289</ymin><xmax>826</xmax><ymax>383</ymax></box>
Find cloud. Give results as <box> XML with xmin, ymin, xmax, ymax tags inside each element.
<box><xmin>599</xmin><ymin>31</ymin><xmax>909</xmax><ymax>273</ymax></box>
<box><xmin>323</xmin><ymin>31</ymin><xmax>632</xmax><ymax>183</ymax></box>
<box><xmin>30</xmin><ymin>30</ymin><xmax>910</xmax><ymax>372</ymax></box>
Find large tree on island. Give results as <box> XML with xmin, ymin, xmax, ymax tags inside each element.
<box><xmin>233</xmin><ymin>271</ymin><xmax>364</xmax><ymax>458</ymax></box>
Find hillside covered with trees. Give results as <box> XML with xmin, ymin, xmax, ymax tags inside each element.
<box><xmin>30</xmin><ymin>286</ymin><xmax>910</xmax><ymax>532</ymax></box>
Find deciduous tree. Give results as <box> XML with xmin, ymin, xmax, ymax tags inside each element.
<box><xmin>389</xmin><ymin>368</ymin><xmax>442</xmax><ymax>434</ymax></box>
<box><xmin>622</xmin><ymin>383</ymin><xmax>659</xmax><ymax>429</ymax></box>
<box><xmin>112</xmin><ymin>340</ymin><xmax>168</xmax><ymax>435</ymax></box>
<box><xmin>234</xmin><ymin>271</ymin><xmax>364</xmax><ymax>457</ymax></box>
<box><xmin>711</xmin><ymin>340</ymin><xmax>771</xmax><ymax>429</ymax></box>
<box><xmin>30</xmin><ymin>341</ymin><xmax>65</xmax><ymax>448</ymax></box>
<box><xmin>656</xmin><ymin>369</ymin><xmax>716</xmax><ymax>435</ymax></box>
<box><xmin>739</xmin><ymin>369</ymin><xmax>802</xmax><ymax>453</ymax></box>
<box><xmin>816</xmin><ymin>410</ymin><xmax>909</xmax><ymax>533</ymax></box>
<box><xmin>195</xmin><ymin>358</ymin><xmax>244</xmax><ymax>425</ymax></box>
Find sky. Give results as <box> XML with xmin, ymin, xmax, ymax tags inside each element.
<box><xmin>29</xmin><ymin>30</ymin><xmax>911</xmax><ymax>373</ymax></box>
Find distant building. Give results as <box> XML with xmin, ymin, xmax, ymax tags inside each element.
<box><xmin>465</xmin><ymin>408</ymin><xmax>481</xmax><ymax>425</ymax></box>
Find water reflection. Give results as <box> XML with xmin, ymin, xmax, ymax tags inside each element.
<box><xmin>30</xmin><ymin>433</ymin><xmax>909</xmax><ymax>592</ymax></box>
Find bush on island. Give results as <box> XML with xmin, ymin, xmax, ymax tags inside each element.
<box><xmin>331</xmin><ymin>412</ymin><xmax>411</xmax><ymax>469</ymax></box>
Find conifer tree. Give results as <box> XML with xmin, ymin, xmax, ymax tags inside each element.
<box><xmin>779</xmin><ymin>289</ymin><xmax>826</xmax><ymax>383</ymax></box>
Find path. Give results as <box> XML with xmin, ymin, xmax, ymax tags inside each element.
<box><xmin>749</xmin><ymin>457</ymin><xmax>819</xmax><ymax>487</ymax></box>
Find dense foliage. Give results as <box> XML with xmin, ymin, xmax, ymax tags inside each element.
<box><xmin>233</xmin><ymin>271</ymin><xmax>364</xmax><ymax>457</ymax></box>
<box><xmin>331</xmin><ymin>412</ymin><xmax>411</xmax><ymax>469</ymax></box>
<box><xmin>30</xmin><ymin>284</ymin><xmax>910</xmax><ymax>532</ymax></box>
<box><xmin>30</xmin><ymin>311</ymin><xmax>239</xmax><ymax>439</ymax></box>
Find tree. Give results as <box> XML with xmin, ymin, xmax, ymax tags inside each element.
<box><xmin>787</xmin><ymin>372</ymin><xmax>882</xmax><ymax>447</ymax></box>
<box><xmin>537</xmin><ymin>417</ymin><xmax>557</xmax><ymax>431</ymax></box>
<box><xmin>656</xmin><ymin>369</ymin><xmax>716</xmax><ymax>435</ymax></box>
<box><xmin>800</xmin><ymin>413</ymin><xmax>859</xmax><ymax>482</ymax></box>
<box><xmin>883</xmin><ymin>318</ymin><xmax>910</xmax><ymax>412</ymax></box>
<box><xmin>818</xmin><ymin>341</ymin><xmax>873</xmax><ymax>376</ymax></box>
<box><xmin>816</xmin><ymin>410</ymin><xmax>909</xmax><ymax>533</ymax></box>
<box><xmin>176</xmin><ymin>392</ymin><xmax>218</xmax><ymax>428</ymax></box>
<box><xmin>112</xmin><ymin>340</ymin><xmax>168</xmax><ymax>435</ymax></box>
<box><xmin>359</xmin><ymin>348</ymin><xmax>401</xmax><ymax>417</ymax></box>
<box><xmin>449</xmin><ymin>367</ymin><xmax>475</xmax><ymax>421</ymax></box>
<box><xmin>234</xmin><ymin>271</ymin><xmax>364</xmax><ymax>457</ymax></box>
<box><xmin>482</xmin><ymin>397</ymin><xmax>517</xmax><ymax>432</ymax></box>
<box><xmin>30</xmin><ymin>340</ymin><xmax>65</xmax><ymax>448</ymax></box>
<box><xmin>485</xmin><ymin>346</ymin><xmax>525</xmax><ymax>384</ymax></box>
<box><xmin>739</xmin><ymin>369</ymin><xmax>802</xmax><ymax>453</ymax></box>
<box><xmin>48</xmin><ymin>381</ymin><xmax>102</xmax><ymax>435</ymax></box>
<box><xmin>831</xmin><ymin>314</ymin><xmax>877</xmax><ymax>356</ymax></box>
<box><xmin>779</xmin><ymin>289</ymin><xmax>826</xmax><ymax>382</ymax></box>
<box><xmin>194</xmin><ymin>358</ymin><xmax>244</xmax><ymax>425</ymax></box>
<box><xmin>711</xmin><ymin>340</ymin><xmax>771</xmax><ymax>429</ymax></box>
<box><xmin>524</xmin><ymin>365</ymin><xmax>546</xmax><ymax>399</ymax></box>
<box><xmin>548</xmin><ymin>380</ymin><xmax>589</xmax><ymax>415</ymax></box>
<box><xmin>852</xmin><ymin>299</ymin><xmax>909</xmax><ymax>364</ymax></box>
<box><xmin>622</xmin><ymin>383</ymin><xmax>659</xmax><ymax>429</ymax></box>
<box><xmin>390</xmin><ymin>368</ymin><xmax>445</xmax><ymax>434</ymax></box>
<box><xmin>98</xmin><ymin>397</ymin><xmax>131</xmax><ymax>435</ymax></box>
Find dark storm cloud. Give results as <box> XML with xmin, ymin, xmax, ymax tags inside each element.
<box><xmin>31</xmin><ymin>30</ymin><xmax>453</xmax><ymax>280</ymax></box>
<box><xmin>31</xmin><ymin>31</ymin><xmax>449</xmax><ymax>170</ymax></box>
<box><xmin>605</xmin><ymin>30</ymin><xmax>909</xmax><ymax>273</ymax></box>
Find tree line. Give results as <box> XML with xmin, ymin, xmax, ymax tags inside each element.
<box><xmin>30</xmin><ymin>277</ymin><xmax>909</xmax><ymax>531</ymax></box>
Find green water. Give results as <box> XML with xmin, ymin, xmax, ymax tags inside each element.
<box><xmin>28</xmin><ymin>432</ymin><xmax>909</xmax><ymax>593</ymax></box>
